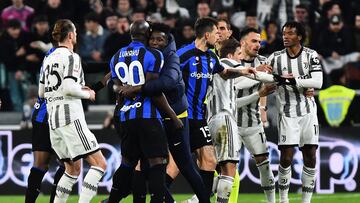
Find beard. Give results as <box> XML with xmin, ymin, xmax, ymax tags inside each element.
<box><xmin>206</xmin><ymin>41</ymin><xmax>215</xmax><ymax>49</ymax></box>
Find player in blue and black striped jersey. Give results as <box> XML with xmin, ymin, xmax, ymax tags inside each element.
<box><xmin>176</xmin><ymin>17</ymin><xmax>256</xmax><ymax>199</ymax></box>
<box><xmin>25</xmin><ymin>47</ymin><xmax>66</xmax><ymax>203</ymax></box>
<box><xmin>106</xmin><ymin>20</ymin><xmax>182</xmax><ymax>203</ymax></box>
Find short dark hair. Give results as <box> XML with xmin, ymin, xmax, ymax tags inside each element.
<box><xmin>295</xmin><ymin>4</ymin><xmax>308</xmax><ymax>10</ymax></box>
<box><xmin>217</xmin><ymin>18</ymin><xmax>231</xmax><ymax>30</ymax></box>
<box><xmin>194</xmin><ymin>17</ymin><xmax>218</xmax><ymax>38</ymax></box>
<box><xmin>282</xmin><ymin>21</ymin><xmax>306</xmax><ymax>43</ymax></box>
<box><xmin>151</xmin><ymin>23</ymin><xmax>170</xmax><ymax>34</ymax></box>
<box><xmin>240</xmin><ymin>27</ymin><xmax>259</xmax><ymax>40</ymax></box>
<box><xmin>84</xmin><ymin>12</ymin><xmax>100</xmax><ymax>23</ymax></box>
<box><xmin>6</xmin><ymin>19</ymin><xmax>21</xmax><ymax>29</ymax></box>
<box><xmin>219</xmin><ymin>38</ymin><xmax>240</xmax><ymax>58</ymax></box>
<box><xmin>246</xmin><ymin>10</ymin><xmax>257</xmax><ymax>18</ymax></box>
<box><xmin>52</xmin><ymin>19</ymin><xmax>75</xmax><ymax>42</ymax></box>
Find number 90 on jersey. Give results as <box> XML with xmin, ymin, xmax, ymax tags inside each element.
<box><xmin>114</xmin><ymin>61</ymin><xmax>145</xmax><ymax>86</ymax></box>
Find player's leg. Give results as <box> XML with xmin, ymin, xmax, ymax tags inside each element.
<box><xmin>49</xmin><ymin>163</ymin><xmax>65</xmax><ymax>203</ymax></box>
<box><xmin>300</xmin><ymin>113</ymin><xmax>319</xmax><ymax>203</ymax></box>
<box><xmin>132</xmin><ymin>161</ymin><xmax>147</xmax><ymax>203</ymax></box>
<box><xmin>190</xmin><ymin>119</ymin><xmax>217</xmax><ymax>199</ymax></box>
<box><xmin>140</xmin><ymin>118</ymin><xmax>169</xmax><ymax>203</ymax></box>
<box><xmin>241</xmin><ymin>126</ymin><xmax>275</xmax><ymax>203</ymax></box>
<box><xmin>164</xmin><ymin>152</ymin><xmax>178</xmax><ymax>203</ymax></box>
<box><xmin>26</xmin><ymin>122</ymin><xmax>53</xmax><ymax>203</ymax></box>
<box><xmin>209</xmin><ymin>114</ymin><xmax>240</xmax><ymax>203</ymax></box>
<box><xmin>54</xmin><ymin>160</ymin><xmax>81</xmax><ymax>203</ymax></box>
<box><xmin>165</xmin><ymin>118</ymin><xmax>209</xmax><ymax>203</ymax></box>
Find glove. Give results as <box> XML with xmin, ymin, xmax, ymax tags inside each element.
<box><xmin>273</xmin><ymin>74</ymin><xmax>296</xmax><ymax>86</ymax></box>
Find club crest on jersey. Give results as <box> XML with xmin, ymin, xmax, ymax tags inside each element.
<box><xmin>303</xmin><ymin>62</ymin><xmax>309</xmax><ymax>69</ymax></box>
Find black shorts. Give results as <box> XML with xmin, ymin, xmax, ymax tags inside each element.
<box><xmin>121</xmin><ymin>119</ymin><xmax>168</xmax><ymax>164</ymax></box>
<box><xmin>189</xmin><ymin>119</ymin><xmax>212</xmax><ymax>152</ymax></box>
<box><xmin>31</xmin><ymin>121</ymin><xmax>53</xmax><ymax>152</ymax></box>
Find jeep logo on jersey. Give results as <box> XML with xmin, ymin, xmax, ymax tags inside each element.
<box><xmin>120</xmin><ymin>102</ymin><xmax>142</xmax><ymax>112</ymax></box>
<box><xmin>190</xmin><ymin>72</ymin><xmax>212</xmax><ymax>79</ymax></box>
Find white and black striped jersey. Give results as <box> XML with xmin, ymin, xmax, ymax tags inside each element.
<box><xmin>267</xmin><ymin>47</ymin><xmax>322</xmax><ymax>117</ymax></box>
<box><xmin>42</xmin><ymin>47</ymin><xmax>85</xmax><ymax>129</ymax></box>
<box><xmin>234</xmin><ymin>55</ymin><xmax>267</xmax><ymax>128</ymax></box>
<box><xmin>206</xmin><ymin>58</ymin><xmax>238</xmax><ymax>122</ymax></box>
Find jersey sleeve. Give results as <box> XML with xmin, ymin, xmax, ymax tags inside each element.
<box><xmin>212</xmin><ymin>54</ymin><xmax>224</xmax><ymax>74</ymax></box>
<box><xmin>309</xmin><ymin>51</ymin><xmax>322</xmax><ymax>73</ymax></box>
<box><xmin>39</xmin><ymin>64</ymin><xmax>45</xmax><ymax>84</ymax></box>
<box><xmin>147</xmin><ymin>49</ymin><xmax>164</xmax><ymax>73</ymax></box>
<box><xmin>109</xmin><ymin>54</ymin><xmax>117</xmax><ymax>79</ymax></box>
<box><xmin>63</xmin><ymin>53</ymin><xmax>82</xmax><ymax>82</ymax></box>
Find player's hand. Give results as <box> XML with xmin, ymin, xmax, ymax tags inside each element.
<box><xmin>88</xmin><ymin>89</ymin><xmax>96</xmax><ymax>102</ymax></box>
<box><xmin>82</xmin><ymin>86</ymin><xmax>91</xmax><ymax>91</ymax></box>
<box><xmin>121</xmin><ymin>85</ymin><xmax>140</xmax><ymax>98</ymax></box>
<box><xmin>305</xmin><ymin>88</ymin><xmax>315</xmax><ymax>98</ymax></box>
<box><xmin>273</xmin><ymin>74</ymin><xmax>296</xmax><ymax>86</ymax></box>
<box><xmin>256</xmin><ymin>64</ymin><xmax>273</xmax><ymax>73</ymax></box>
<box><xmin>16</xmin><ymin>47</ymin><xmax>26</xmax><ymax>56</ymax></box>
<box><xmin>173</xmin><ymin>117</ymin><xmax>184</xmax><ymax>129</ymax></box>
<box><xmin>258</xmin><ymin>84</ymin><xmax>276</xmax><ymax>97</ymax></box>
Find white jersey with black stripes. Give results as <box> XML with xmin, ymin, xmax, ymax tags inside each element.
<box><xmin>42</xmin><ymin>47</ymin><xmax>85</xmax><ymax>129</ymax></box>
<box><xmin>267</xmin><ymin>47</ymin><xmax>322</xmax><ymax>118</ymax></box>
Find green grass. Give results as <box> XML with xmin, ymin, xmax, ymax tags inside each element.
<box><xmin>2</xmin><ymin>193</ymin><xmax>360</xmax><ymax>203</ymax></box>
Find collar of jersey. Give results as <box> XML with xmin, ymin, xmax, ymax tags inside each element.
<box><xmin>286</xmin><ymin>46</ymin><xmax>303</xmax><ymax>59</ymax></box>
<box><xmin>130</xmin><ymin>41</ymin><xmax>146</xmax><ymax>46</ymax></box>
<box><xmin>191</xmin><ymin>41</ymin><xmax>210</xmax><ymax>55</ymax></box>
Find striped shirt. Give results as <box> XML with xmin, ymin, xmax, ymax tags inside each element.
<box><xmin>267</xmin><ymin>46</ymin><xmax>322</xmax><ymax>117</ymax></box>
<box><xmin>177</xmin><ymin>42</ymin><xmax>224</xmax><ymax>120</ymax></box>
<box><xmin>43</xmin><ymin>47</ymin><xmax>85</xmax><ymax>129</ymax></box>
<box><xmin>207</xmin><ymin>58</ymin><xmax>238</xmax><ymax>121</ymax></box>
<box><xmin>110</xmin><ymin>41</ymin><xmax>164</xmax><ymax>121</ymax></box>
<box><xmin>235</xmin><ymin>55</ymin><xmax>267</xmax><ymax>127</ymax></box>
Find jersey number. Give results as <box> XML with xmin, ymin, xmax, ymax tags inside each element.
<box><xmin>45</xmin><ymin>63</ymin><xmax>61</xmax><ymax>92</ymax></box>
<box><xmin>114</xmin><ymin>61</ymin><xmax>145</xmax><ymax>86</ymax></box>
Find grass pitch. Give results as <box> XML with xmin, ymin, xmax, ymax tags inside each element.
<box><xmin>1</xmin><ymin>193</ymin><xmax>360</xmax><ymax>203</ymax></box>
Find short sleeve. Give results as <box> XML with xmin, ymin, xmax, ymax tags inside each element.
<box><xmin>63</xmin><ymin>53</ymin><xmax>82</xmax><ymax>82</ymax></box>
<box><xmin>212</xmin><ymin>55</ymin><xmax>224</xmax><ymax>74</ymax></box>
<box><xmin>148</xmin><ymin>49</ymin><xmax>164</xmax><ymax>73</ymax></box>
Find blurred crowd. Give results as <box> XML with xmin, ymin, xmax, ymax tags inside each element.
<box><xmin>0</xmin><ymin>0</ymin><xmax>360</xmax><ymax>113</ymax></box>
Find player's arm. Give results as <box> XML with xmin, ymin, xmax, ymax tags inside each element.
<box><xmin>38</xmin><ymin>65</ymin><xmax>45</xmax><ymax>98</ymax></box>
<box><xmin>236</xmin><ymin>84</ymin><xmax>276</xmax><ymax>107</ymax></box>
<box><xmin>88</xmin><ymin>71</ymin><xmax>112</xmax><ymax>92</ymax></box>
<box><xmin>259</xmin><ymin>95</ymin><xmax>267</xmax><ymax>126</ymax></box>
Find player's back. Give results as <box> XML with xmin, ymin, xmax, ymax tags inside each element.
<box><xmin>110</xmin><ymin>41</ymin><xmax>164</xmax><ymax>121</ymax></box>
<box><xmin>42</xmin><ymin>47</ymin><xmax>85</xmax><ymax>129</ymax></box>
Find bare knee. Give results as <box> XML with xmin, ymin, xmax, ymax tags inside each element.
<box><xmin>65</xmin><ymin>161</ymin><xmax>81</xmax><ymax>176</ymax></box>
<box><xmin>86</xmin><ymin>151</ymin><xmax>107</xmax><ymax>171</ymax></box>
<box><xmin>219</xmin><ymin>162</ymin><xmax>236</xmax><ymax>177</ymax></box>
<box><xmin>197</xmin><ymin>146</ymin><xmax>217</xmax><ymax>170</ymax></box>
<box><xmin>166</xmin><ymin>158</ymin><xmax>180</xmax><ymax>178</ymax></box>
<box><xmin>254</xmin><ymin>154</ymin><xmax>268</xmax><ymax>165</ymax></box>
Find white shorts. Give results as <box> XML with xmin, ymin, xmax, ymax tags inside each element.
<box><xmin>278</xmin><ymin>112</ymin><xmax>319</xmax><ymax>148</ymax></box>
<box><xmin>50</xmin><ymin>118</ymin><xmax>99</xmax><ymax>160</ymax></box>
<box><xmin>238</xmin><ymin>124</ymin><xmax>268</xmax><ymax>156</ymax></box>
<box><xmin>208</xmin><ymin>113</ymin><xmax>240</xmax><ymax>162</ymax></box>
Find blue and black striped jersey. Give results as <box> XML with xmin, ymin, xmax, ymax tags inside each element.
<box><xmin>177</xmin><ymin>42</ymin><xmax>224</xmax><ymax>120</ymax></box>
<box><xmin>31</xmin><ymin>47</ymin><xmax>57</xmax><ymax>124</ymax></box>
<box><xmin>110</xmin><ymin>41</ymin><xmax>164</xmax><ymax>121</ymax></box>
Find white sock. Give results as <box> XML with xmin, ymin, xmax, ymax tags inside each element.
<box><xmin>216</xmin><ymin>175</ymin><xmax>234</xmax><ymax>203</ymax></box>
<box><xmin>301</xmin><ymin>166</ymin><xmax>316</xmax><ymax>203</ymax></box>
<box><xmin>78</xmin><ymin>166</ymin><xmax>105</xmax><ymax>203</ymax></box>
<box><xmin>257</xmin><ymin>159</ymin><xmax>275</xmax><ymax>203</ymax></box>
<box><xmin>54</xmin><ymin>172</ymin><xmax>78</xmax><ymax>203</ymax></box>
<box><xmin>278</xmin><ymin>165</ymin><xmax>291</xmax><ymax>203</ymax></box>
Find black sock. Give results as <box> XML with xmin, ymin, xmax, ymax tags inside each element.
<box><xmin>132</xmin><ymin>170</ymin><xmax>147</xmax><ymax>203</ymax></box>
<box><xmin>25</xmin><ymin>167</ymin><xmax>47</xmax><ymax>203</ymax></box>
<box><xmin>108</xmin><ymin>164</ymin><xmax>134</xmax><ymax>203</ymax></box>
<box><xmin>164</xmin><ymin>174</ymin><xmax>175</xmax><ymax>203</ymax></box>
<box><xmin>49</xmin><ymin>165</ymin><xmax>65</xmax><ymax>203</ymax></box>
<box><xmin>148</xmin><ymin>164</ymin><xmax>166</xmax><ymax>203</ymax></box>
<box><xmin>199</xmin><ymin>170</ymin><xmax>214</xmax><ymax>197</ymax></box>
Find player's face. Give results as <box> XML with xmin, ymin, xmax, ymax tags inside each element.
<box><xmin>149</xmin><ymin>31</ymin><xmax>167</xmax><ymax>50</ymax></box>
<box><xmin>70</xmin><ymin>26</ymin><xmax>77</xmax><ymax>45</ymax></box>
<box><xmin>282</xmin><ymin>27</ymin><xmax>301</xmax><ymax>47</ymax></box>
<box><xmin>242</xmin><ymin>32</ymin><xmax>261</xmax><ymax>57</ymax></box>
<box><xmin>230</xmin><ymin>46</ymin><xmax>242</xmax><ymax>62</ymax></box>
<box><xmin>217</xmin><ymin>21</ymin><xmax>232</xmax><ymax>42</ymax></box>
<box><xmin>356</xmin><ymin>16</ymin><xmax>360</xmax><ymax>29</ymax></box>
<box><xmin>205</xmin><ymin>25</ymin><xmax>219</xmax><ymax>47</ymax></box>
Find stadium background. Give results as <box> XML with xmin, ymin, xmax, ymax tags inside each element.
<box><xmin>0</xmin><ymin>0</ymin><xmax>360</xmax><ymax>202</ymax></box>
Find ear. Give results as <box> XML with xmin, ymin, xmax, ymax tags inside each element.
<box><xmin>298</xmin><ymin>35</ymin><xmax>302</xmax><ymax>42</ymax></box>
<box><xmin>227</xmin><ymin>53</ymin><xmax>233</xmax><ymax>59</ymax></box>
<box><xmin>204</xmin><ymin>32</ymin><xmax>210</xmax><ymax>40</ymax></box>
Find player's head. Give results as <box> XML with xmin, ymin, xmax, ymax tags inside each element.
<box><xmin>130</xmin><ymin>20</ymin><xmax>151</xmax><ymax>43</ymax></box>
<box><xmin>239</xmin><ymin>27</ymin><xmax>261</xmax><ymax>58</ymax></box>
<box><xmin>282</xmin><ymin>21</ymin><xmax>306</xmax><ymax>47</ymax></box>
<box><xmin>195</xmin><ymin>17</ymin><xmax>219</xmax><ymax>47</ymax></box>
<box><xmin>217</xmin><ymin>19</ymin><xmax>232</xmax><ymax>42</ymax></box>
<box><xmin>149</xmin><ymin>23</ymin><xmax>170</xmax><ymax>50</ymax></box>
<box><xmin>52</xmin><ymin>19</ymin><xmax>77</xmax><ymax>45</ymax></box>
<box><xmin>219</xmin><ymin>38</ymin><xmax>241</xmax><ymax>62</ymax></box>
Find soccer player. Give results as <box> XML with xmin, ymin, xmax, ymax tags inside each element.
<box><xmin>25</xmin><ymin>47</ymin><xmax>65</xmax><ymax>203</ymax></box>
<box><xmin>38</xmin><ymin>19</ymin><xmax>107</xmax><ymax>203</ymax></box>
<box><xmin>235</xmin><ymin>28</ymin><xmax>276</xmax><ymax>203</ymax></box>
<box><xmin>267</xmin><ymin>21</ymin><xmax>323</xmax><ymax>203</ymax></box>
<box><xmin>121</xmin><ymin>23</ymin><xmax>210</xmax><ymax>203</ymax></box>
<box><xmin>176</xmin><ymin>17</ymin><xmax>256</xmax><ymax>200</ymax></box>
<box><xmin>105</xmin><ymin>20</ymin><xmax>178</xmax><ymax>203</ymax></box>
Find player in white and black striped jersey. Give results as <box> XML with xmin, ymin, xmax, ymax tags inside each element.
<box><xmin>234</xmin><ymin>28</ymin><xmax>276</xmax><ymax>203</ymax></box>
<box><xmin>39</xmin><ymin>19</ymin><xmax>107</xmax><ymax>203</ymax></box>
<box><xmin>267</xmin><ymin>21</ymin><xmax>323</xmax><ymax>203</ymax></box>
